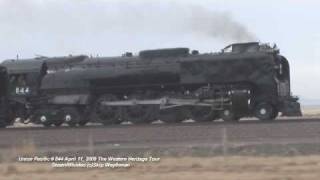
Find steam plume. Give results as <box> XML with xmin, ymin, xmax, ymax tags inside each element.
<box><xmin>0</xmin><ymin>0</ymin><xmax>257</xmax><ymax>59</ymax></box>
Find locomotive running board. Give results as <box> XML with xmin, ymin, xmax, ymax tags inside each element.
<box><xmin>101</xmin><ymin>97</ymin><xmax>230</xmax><ymax>109</ymax></box>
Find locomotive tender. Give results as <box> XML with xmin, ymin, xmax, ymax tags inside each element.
<box><xmin>0</xmin><ymin>42</ymin><xmax>302</xmax><ymax>127</ymax></box>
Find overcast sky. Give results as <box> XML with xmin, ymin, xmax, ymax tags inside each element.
<box><xmin>0</xmin><ymin>0</ymin><xmax>319</xmax><ymax>102</ymax></box>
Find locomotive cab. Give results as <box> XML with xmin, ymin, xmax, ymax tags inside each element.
<box><xmin>1</xmin><ymin>59</ymin><xmax>48</xmax><ymax>121</ymax></box>
<box><xmin>0</xmin><ymin>66</ymin><xmax>11</xmax><ymax>127</ymax></box>
<box><xmin>2</xmin><ymin>59</ymin><xmax>47</xmax><ymax>98</ymax></box>
<box><xmin>0</xmin><ymin>67</ymin><xmax>7</xmax><ymax>98</ymax></box>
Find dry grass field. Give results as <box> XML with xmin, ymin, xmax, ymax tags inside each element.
<box><xmin>1</xmin><ymin>156</ymin><xmax>320</xmax><ymax>180</ymax></box>
<box><xmin>302</xmin><ymin>106</ymin><xmax>320</xmax><ymax>117</ymax></box>
<box><xmin>1</xmin><ymin>139</ymin><xmax>320</xmax><ymax>180</ymax></box>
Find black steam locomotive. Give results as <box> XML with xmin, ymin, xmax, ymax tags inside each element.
<box><xmin>0</xmin><ymin>42</ymin><xmax>302</xmax><ymax>127</ymax></box>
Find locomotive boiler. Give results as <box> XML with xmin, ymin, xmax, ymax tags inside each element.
<box><xmin>1</xmin><ymin>42</ymin><xmax>302</xmax><ymax>127</ymax></box>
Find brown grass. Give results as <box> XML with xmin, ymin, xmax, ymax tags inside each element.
<box><xmin>302</xmin><ymin>106</ymin><xmax>320</xmax><ymax>117</ymax></box>
<box><xmin>1</xmin><ymin>156</ymin><xmax>320</xmax><ymax>180</ymax></box>
<box><xmin>0</xmin><ymin>139</ymin><xmax>37</xmax><ymax>163</ymax></box>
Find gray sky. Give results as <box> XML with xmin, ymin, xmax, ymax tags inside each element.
<box><xmin>0</xmin><ymin>0</ymin><xmax>319</xmax><ymax>102</ymax></box>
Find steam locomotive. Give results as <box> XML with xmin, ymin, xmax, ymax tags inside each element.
<box><xmin>0</xmin><ymin>42</ymin><xmax>302</xmax><ymax>127</ymax></box>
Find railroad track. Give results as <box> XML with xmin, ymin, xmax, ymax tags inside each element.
<box><xmin>1</xmin><ymin>118</ymin><xmax>320</xmax><ymax>150</ymax></box>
